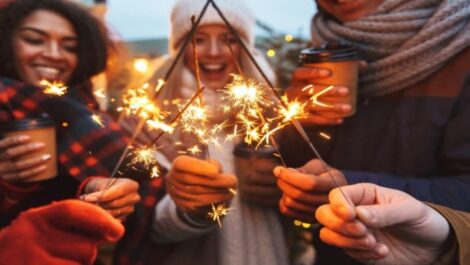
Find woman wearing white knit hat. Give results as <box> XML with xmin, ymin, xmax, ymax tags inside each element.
<box><xmin>117</xmin><ymin>1</ymin><xmax>289</xmax><ymax>265</ymax></box>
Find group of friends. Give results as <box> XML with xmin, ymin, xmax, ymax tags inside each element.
<box><xmin>0</xmin><ymin>0</ymin><xmax>469</xmax><ymax>265</ymax></box>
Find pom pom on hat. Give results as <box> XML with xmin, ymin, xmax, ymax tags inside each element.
<box><xmin>169</xmin><ymin>0</ymin><xmax>255</xmax><ymax>54</ymax></box>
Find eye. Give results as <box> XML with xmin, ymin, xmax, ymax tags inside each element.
<box><xmin>21</xmin><ymin>36</ymin><xmax>44</xmax><ymax>45</ymax></box>
<box><xmin>62</xmin><ymin>42</ymin><xmax>78</xmax><ymax>53</ymax></box>
<box><xmin>194</xmin><ymin>36</ymin><xmax>206</xmax><ymax>44</ymax></box>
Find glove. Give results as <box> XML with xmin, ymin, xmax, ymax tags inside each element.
<box><xmin>0</xmin><ymin>199</ymin><xmax>124</xmax><ymax>265</ymax></box>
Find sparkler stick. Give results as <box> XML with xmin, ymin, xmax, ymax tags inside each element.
<box><xmin>209</xmin><ymin>0</ymin><xmax>353</xmax><ymax>207</ymax></box>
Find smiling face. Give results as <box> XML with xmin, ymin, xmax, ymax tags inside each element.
<box><xmin>184</xmin><ymin>24</ymin><xmax>241</xmax><ymax>91</ymax></box>
<box><xmin>316</xmin><ymin>0</ymin><xmax>384</xmax><ymax>22</ymax></box>
<box><xmin>12</xmin><ymin>10</ymin><xmax>78</xmax><ymax>86</ymax></box>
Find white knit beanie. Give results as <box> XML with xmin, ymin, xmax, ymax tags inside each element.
<box><xmin>169</xmin><ymin>0</ymin><xmax>255</xmax><ymax>55</ymax></box>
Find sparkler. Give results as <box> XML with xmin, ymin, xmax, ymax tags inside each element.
<box><xmin>40</xmin><ymin>80</ymin><xmax>68</xmax><ymax>96</ymax></box>
<box><xmin>208</xmin><ymin>203</ymin><xmax>233</xmax><ymax>228</ymax></box>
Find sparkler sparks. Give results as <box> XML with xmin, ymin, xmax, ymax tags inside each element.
<box><xmin>207</xmin><ymin>203</ymin><xmax>233</xmax><ymax>228</ymax></box>
<box><xmin>40</xmin><ymin>80</ymin><xmax>68</xmax><ymax>96</ymax></box>
<box><xmin>150</xmin><ymin>166</ymin><xmax>160</xmax><ymax>178</ymax></box>
<box><xmin>91</xmin><ymin>114</ymin><xmax>104</xmax><ymax>127</ymax></box>
<box><xmin>129</xmin><ymin>146</ymin><xmax>158</xmax><ymax>170</ymax></box>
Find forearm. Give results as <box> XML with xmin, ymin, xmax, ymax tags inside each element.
<box><xmin>344</xmin><ymin>170</ymin><xmax>470</xmax><ymax>211</ymax></box>
<box><xmin>151</xmin><ymin>194</ymin><xmax>216</xmax><ymax>243</ymax></box>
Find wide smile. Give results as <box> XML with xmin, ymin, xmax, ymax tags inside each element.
<box><xmin>33</xmin><ymin>65</ymin><xmax>65</xmax><ymax>81</ymax></box>
<box><xmin>199</xmin><ymin>63</ymin><xmax>227</xmax><ymax>78</ymax></box>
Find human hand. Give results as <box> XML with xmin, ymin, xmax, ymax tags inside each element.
<box><xmin>236</xmin><ymin>156</ymin><xmax>281</xmax><ymax>206</ymax></box>
<box><xmin>274</xmin><ymin>159</ymin><xmax>347</xmax><ymax>222</ymax></box>
<box><xmin>0</xmin><ymin>135</ymin><xmax>50</xmax><ymax>183</ymax></box>
<box><xmin>316</xmin><ymin>183</ymin><xmax>450</xmax><ymax>265</ymax></box>
<box><xmin>81</xmin><ymin>177</ymin><xmax>140</xmax><ymax>221</ymax></box>
<box><xmin>0</xmin><ymin>199</ymin><xmax>124</xmax><ymax>265</ymax></box>
<box><xmin>287</xmin><ymin>67</ymin><xmax>351</xmax><ymax>125</ymax></box>
<box><xmin>167</xmin><ymin>155</ymin><xmax>237</xmax><ymax>218</ymax></box>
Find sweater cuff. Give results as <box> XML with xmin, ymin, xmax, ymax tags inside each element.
<box><xmin>76</xmin><ymin>176</ymin><xmax>103</xmax><ymax>197</ymax></box>
<box><xmin>0</xmin><ymin>179</ymin><xmax>41</xmax><ymax>210</ymax></box>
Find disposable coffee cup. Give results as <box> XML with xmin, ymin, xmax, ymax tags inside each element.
<box><xmin>0</xmin><ymin>117</ymin><xmax>57</xmax><ymax>182</ymax></box>
<box><xmin>299</xmin><ymin>43</ymin><xmax>360</xmax><ymax>118</ymax></box>
<box><xmin>233</xmin><ymin>143</ymin><xmax>278</xmax><ymax>196</ymax></box>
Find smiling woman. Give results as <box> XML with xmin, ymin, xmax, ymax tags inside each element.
<box><xmin>0</xmin><ymin>0</ymin><xmax>140</xmax><ymax>231</ymax></box>
<box><xmin>12</xmin><ymin>10</ymin><xmax>78</xmax><ymax>86</ymax></box>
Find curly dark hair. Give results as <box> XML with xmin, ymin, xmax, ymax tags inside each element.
<box><xmin>0</xmin><ymin>0</ymin><xmax>109</xmax><ymax>86</ymax></box>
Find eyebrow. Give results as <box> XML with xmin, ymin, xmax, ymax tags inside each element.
<box><xmin>18</xmin><ymin>26</ymin><xmax>78</xmax><ymax>41</ymax></box>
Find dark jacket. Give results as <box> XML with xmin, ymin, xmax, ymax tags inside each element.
<box><xmin>279</xmin><ymin>48</ymin><xmax>470</xmax><ymax>264</ymax></box>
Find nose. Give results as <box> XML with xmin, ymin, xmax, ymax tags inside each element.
<box><xmin>42</xmin><ymin>42</ymin><xmax>63</xmax><ymax>60</ymax></box>
<box><xmin>207</xmin><ymin>38</ymin><xmax>223</xmax><ymax>57</ymax></box>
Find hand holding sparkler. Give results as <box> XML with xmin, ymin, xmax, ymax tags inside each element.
<box><xmin>274</xmin><ymin>159</ymin><xmax>348</xmax><ymax>223</ymax></box>
<box><xmin>80</xmin><ymin>177</ymin><xmax>141</xmax><ymax>221</ymax></box>
<box><xmin>288</xmin><ymin>67</ymin><xmax>352</xmax><ymax>125</ymax></box>
<box><xmin>166</xmin><ymin>155</ymin><xmax>237</xmax><ymax>224</ymax></box>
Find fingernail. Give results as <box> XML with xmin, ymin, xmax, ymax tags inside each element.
<box><xmin>336</xmin><ymin>119</ymin><xmax>343</xmax><ymax>124</ymax></box>
<box><xmin>342</xmin><ymin>105</ymin><xmax>352</xmax><ymax>112</ymax></box>
<box><xmin>356</xmin><ymin>207</ymin><xmax>371</xmax><ymax>221</ymax></box>
<box><xmin>273</xmin><ymin>166</ymin><xmax>281</xmax><ymax>177</ymax></box>
<box><xmin>33</xmin><ymin>142</ymin><xmax>45</xmax><ymax>148</ymax></box>
<box><xmin>83</xmin><ymin>194</ymin><xmax>98</xmax><ymax>202</ymax></box>
<box><xmin>319</xmin><ymin>69</ymin><xmax>330</xmax><ymax>77</ymax></box>
<box><xmin>42</xmin><ymin>154</ymin><xmax>52</xmax><ymax>161</ymax></box>
<box><xmin>18</xmin><ymin>135</ymin><xmax>31</xmax><ymax>141</ymax></box>
<box><xmin>338</xmin><ymin>87</ymin><xmax>349</xmax><ymax>95</ymax></box>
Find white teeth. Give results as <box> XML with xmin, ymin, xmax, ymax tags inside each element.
<box><xmin>36</xmin><ymin>66</ymin><xmax>60</xmax><ymax>75</ymax></box>
<box><xmin>203</xmin><ymin>64</ymin><xmax>224</xmax><ymax>71</ymax></box>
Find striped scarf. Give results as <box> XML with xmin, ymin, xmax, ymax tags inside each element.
<box><xmin>312</xmin><ymin>0</ymin><xmax>470</xmax><ymax>96</ymax></box>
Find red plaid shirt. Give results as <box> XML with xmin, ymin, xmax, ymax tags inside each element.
<box><xmin>0</xmin><ymin>77</ymin><xmax>129</xmax><ymax>226</ymax></box>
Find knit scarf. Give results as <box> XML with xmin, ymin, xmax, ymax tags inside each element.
<box><xmin>312</xmin><ymin>0</ymin><xmax>470</xmax><ymax>96</ymax></box>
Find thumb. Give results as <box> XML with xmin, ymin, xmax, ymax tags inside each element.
<box><xmin>35</xmin><ymin>199</ymin><xmax>124</xmax><ymax>242</ymax></box>
<box><xmin>355</xmin><ymin>198</ymin><xmax>422</xmax><ymax>229</ymax></box>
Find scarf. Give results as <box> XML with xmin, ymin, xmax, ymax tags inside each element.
<box><xmin>312</xmin><ymin>0</ymin><xmax>470</xmax><ymax>96</ymax></box>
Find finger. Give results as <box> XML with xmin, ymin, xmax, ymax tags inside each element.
<box><xmin>343</xmin><ymin>244</ymin><xmax>389</xmax><ymax>261</ymax></box>
<box><xmin>308</xmin><ymin>102</ymin><xmax>352</xmax><ymax>113</ymax></box>
<box><xmin>277</xmin><ymin>167</ymin><xmax>336</xmax><ymax>193</ymax></box>
<box><xmin>319</xmin><ymin>227</ymin><xmax>378</xmax><ymax>250</ymax></box>
<box><xmin>277</xmin><ymin>178</ymin><xmax>329</xmax><ymax>204</ymax></box>
<box><xmin>173</xmin><ymin>155</ymin><xmax>219</xmax><ymax>177</ymax></box>
<box><xmin>281</xmin><ymin>194</ymin><xmax>318</xmax><ymax>213</ymax></box>
<box><xmin>167</xmin><ymin>179</ymin><xmax>233</xmax><ymax>195</ymax></box>
<box><xmin>170</xmin><ymin>172</ymin><xmax>237</xmax><ymax>189</ymax></box>
<box><xmin>0</xmin><ymin>142</ymin><xmax>45</xmax><ymax>160</ymax></box>
<box><xmin>98</xmin><ymin>192</ymin><xmax>141</xmax><ymax>209</ymax></box>
<box><xmin>292</xmin><ymin>67</ymin><xmax>331</xmax><ymax>81</ymax></box>
<box><xmin>299</xmin><ymin>115</ymin><xmax>343</xmax><ymax>126</ymax></box>
<box><xmin>7</xmin><ymin>154</ymin><xmax>51</xmax><ymax>172</ymax></box>
<box><xmin>315</xmin><ymin>204</ymin><xmax>367</xmax><ymax>238</ymax></box>
<box><xmin>1</xmin><ymin>165</ymin><xmax>47</xmax><ymax>182</ymax></box>
<box><xmin>0</xmin><ymin>135</ymin><xmax>30</xmax><ymax>150</ymax></box>
<box><xmin>85</xmin><ymin>179</ymin><xmax>139</xmax><ymax>203</ymax></box>
<box><xmin>279</xmin><ymin>200</ymin><xmax>317</xmax><ymax>223</ymax></box>
<box><xmin>107</xmin><ymin>205</ymin><xmax>135</xmax><ymax>220</ymax></box>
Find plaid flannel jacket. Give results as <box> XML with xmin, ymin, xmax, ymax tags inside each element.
<box><xmin>0</xmin><ymin>77</ymin><xmax>128</xmax><ymax>180</ymax></box>
<box><xmin>0</xmin><ymin>77</ymin><xmax>129</xmax><ymax>226</ymax></box>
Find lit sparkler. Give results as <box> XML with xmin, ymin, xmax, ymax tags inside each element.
<box><xmin>40</xmin><ymin>80</ymin><xmax>68</xmax><ymax>96</ymax></box>
<box><xmin>91</xmin><ymin>114</ymin><xmax>104</xmax><ymax>127</ymax></box>
<box><xmin>207</xmin><ymin>203</ymin><xmax>233</xmax><ymax>228</ymax></box>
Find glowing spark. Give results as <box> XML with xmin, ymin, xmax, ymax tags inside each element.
<box><xmin>40</xmin><ymin>80</ymin><xmax>68</xmax><ymax>96</ymax></box>
<box><xmin>224</xmin><ymin>75</ymin><xmax>269</xmax><ymax>110</ymax></box>
<box><xmin>307</xmin><ymin>85</ymin><xmax>334</xmax><ymax>108</ymax></box>
<box><xmin>129</xmin><ymin>146</ymin><xmax>158</xmax><ymax>170</ymax></box>
<box><xmin>319</xmin><ymin>132</ymin><xmax>331</xmax><ymax>140</ymax></box>
<box><xmin>228</xmin><ymin>188</ymin><xmax>237</xmax><ymax>195</ymax></box>
<box><xmin>187</xmin><ymin>145</ymin><xmax>202</xmax><ymax>155</ymax></box>
<box><xmin>278</xmin><ymin>99</ymin><xmax>307</xmax><ymax>123</ymax></box>
<box><xmin>150</xmin><ymin>166</ymin><xmax>160</xmax><ymax>178</ymax></box>
<box><xmin>93</xmin><ymin>88</ymin><xmax>106</xmax><ymax>99</ymax></box>
<box><xmin>155</xmin><ymin>79</ymin><xmax>165</xmax><ymax>93</ymax></box>
<box><xmin>147</xmin><ymin>119</ymin><xmax>174</xmax><ymax>133</ymax></box>
<box><xmin>91</xmin><ymin>114</ymin><xmax>104</xmax><ymax>127</ymax></box>
<box><xmin>62</xmin><ymin>122</ymin><xmax>69</xmax><ymax>127</ymax></box>
<box><xmin>207</xmin><ymin>203</ymin><xmax>232</xmax><ymax>228</ymax></box>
